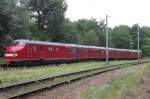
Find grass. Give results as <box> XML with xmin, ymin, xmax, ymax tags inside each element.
<box><xmin>147</xmin><ymin>64</ymin><xmax>150</xmax><ymax>70</ymax></box>
<box><xmin>82</xmin><ymin>64</ymin><xmax>146</xmax><ymax>99</ymax></box>
<box><xmin>0</xmin><ymin>60</ymin><xmax>132</xmax><ymax>84</ymax></box>
<box><xmin>0</xmin><ymin>58</ymin><xmax>5</xmax><ymax>63</ymax></box>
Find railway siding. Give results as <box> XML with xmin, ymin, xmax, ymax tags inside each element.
<box><xmin>0</xmin><ymin>61</ymin><xmax>130</xmax><ymax>84</ymax></box>
<box><xmin>0</xmin><ymin>60</ymin><xmax>149</xmax><ymax>99</ymax></box>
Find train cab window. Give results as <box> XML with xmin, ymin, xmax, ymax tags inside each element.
<box><xmin>9</xmin><ymin>41</ymin><xmax>26</xmax><ymax>46</ymax></box>
<box><xmin>9</xmin><ymin>42</ymin><xmax>19</xmax><ymax>46</ymax></box>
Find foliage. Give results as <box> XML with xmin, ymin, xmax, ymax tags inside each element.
<box><xmin>62</xmin><ymin>18</ymin><xmax>77</xmax><ymax>43</ymax></box>
<box><xmin>142</xmin><ymin>37</ymin><xmax>150</xmax><ymax>56</ymax></box>
<box><xmin>0</xmin><ymin>0</ymin><xmax>17</xmax><ymax>54</ymax></box>
<box><xmin>29</xmin><ymin>0</ymin><xmax>67</xmax><ymax>42</ymax></box>
<box><xmin>1</xmin><ymin>0</ymin><xmax>150</xmax><ymax>56</ymax></box>
<box><xmin>140</xmin><ymin>27</ymin><xmax>150</xmax><ymax>56</ymax></box>
<box><xmin>0</xmin><ymin>0</ymin><xmax>31</xmax><ymax>52</ymax></box>
<box><xmin>0</xmin><ymin>0</ymin><xmax>11</xmax><ymax>39</ymax></box>
<box><xmin>111</xmin><ymin>25</ymin><xmax>132</xmax><ymax>49</ymax></box>
<box><xmin>142</xmin><ymin>45</ymin><xmax>150</xmax><ymax>56</ymax></box>
<box><xmin>130</xmin><ymin>24</ymin><xmax>145</xmax><ymax>49</ymax></box>
<box><xmin>9</xmin><ymin>0</ymin><xmax>31</xmax><ymax>40</ymax></box>
<box><xmin>77</xmin><ymin>30</ymin><xmax>98</xmax><ymax>46</ymax></box>
<box><xmin>76</xmin><ymin>19</ymin><xmax>105</xmax><ymax>46</ymax></box>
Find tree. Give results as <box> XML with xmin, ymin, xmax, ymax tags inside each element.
<box><xmin>77</xmin><ymin>30</ymin><xmax>99</xmax><ymax>46</ymax></box>
<box><xmin>142</xmin><ymin>38</ymin><xmax>150</xmax><ymax>56</ymax></box>
<box><xmin>29</xmin><ymin>0</ymin><xmax>67</xmax><ymax>42</ymax></box>
<box><xmin>9</xmin><ymin>0</ymin><xmax>31</xmax><ymax>39</ymax></box>
<box><xmin>0</xmin><ymin>0</ymin><xmax>32</xmax><ymax>55</ymax></box>
<box><xmin>76</xmin><ymin>19</ymin><xmax>105</xmax><ymax>46</ymax></box>
<box><xmin>130</xmin><ymin>24</ymin><xmax>145</xmax><ymax>49</ymax></box>
<box><xmin>140</xmin><ymin>26</ymin><xmax>150</xmax><ymax>56</ymax></box>
<box><xmin>0</xmin><ymin>0</ymin><xmax>16</xmax><ymax>53</ymax></box>
<box><xmin>0</xmin><ymin>0</ymin><xmax>12</xmax><ymax>41</ymax></box>
<box><xmin>111</xmin><ymin>25</ymin><xmax>132</xmax><ymax>49</ymax></box>
<box><xmin>97</xmin><ymin>20</ymin><xmax>106</xmax><ymax>46</ymax></box>
<box><xmin>62</xmin><ymin>18</ymin><xmax>77</xmax><ymax>43</ymax></box>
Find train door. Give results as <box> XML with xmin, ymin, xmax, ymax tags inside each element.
<box><xmin>52</xmin><ymin>47</ymin><xmax>56</xmax><ymax>59</ymax></box>
<box><xmin>28</xmin><ymin>46</ymin><xmax>33</xmax><ymax>60</ymax></box>
<box><xmin>101</xmin><ymin>50</ymin><xmax>105</xmax><ymax>58</ymax></box>
<box><xmin>39</xmin><ymin>46</ymin><xmax>44</xmax><ymax>59</ymax></box>
<box><xmin>97</xmin><ymin>49</ymin><xmax>100</xmax><ymax>59</ymax></box>
<box><xmin>75</xmin><ymin>48</ymin><xmax>80</xmax><ymax>59</ymax></box>
<box><xmin>97</xmin><ymin>50</ymin><xmax>100</xmax><ymax>59</ymax></box>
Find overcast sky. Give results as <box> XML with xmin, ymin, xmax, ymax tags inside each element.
<box><xmin>66</xmin><ymin>0</ymin><xmax>150</xmax><ymax>27</ymax></box>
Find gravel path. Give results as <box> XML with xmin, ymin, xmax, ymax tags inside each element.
<box><xmin>23</xmin><ymin>64</ymin><xmax>147</xmax><ymax>99</ymax></box>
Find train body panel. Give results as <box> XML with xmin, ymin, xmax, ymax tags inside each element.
<box><xmin>4</xmin><ymin>39</ymin><xmax>143</xmax><ymax>65</ymax></box>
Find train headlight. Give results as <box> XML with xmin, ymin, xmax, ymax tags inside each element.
<box><xmin>5</xmin><ymin>53</ymin><xmax>18</xmax><ymax>57</ymax></box>
<box><xmin>13</xmin><ymin>54</ymin><xmax>18</xmax><ymax>57</ymax></box>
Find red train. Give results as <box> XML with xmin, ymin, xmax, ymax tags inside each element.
<box><xmin>4</xmin><ymin>39</ymin><xmax>143</xmax><ymax>65</ymax></box>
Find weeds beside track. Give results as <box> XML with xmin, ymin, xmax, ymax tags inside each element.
<box><xmin>0</xmin><ymin>60</ymin><xmax>149</xmax><ymax>99</ymax></box>
<box><xmin>0</xmin><ymin>61</ymin><xmax>129</xmax><ymax>84</ymax></box>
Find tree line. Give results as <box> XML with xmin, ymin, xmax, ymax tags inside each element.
<box><xmin>0</xmin><ymin>0</ymin><xmax>150</xmax><ymax>56</ymax></box>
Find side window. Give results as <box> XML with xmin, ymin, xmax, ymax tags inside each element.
<box><xmin>33</xmin><ymin>47</ymin><xmax>37</xmax><ymax>52</ymax></box>
<box><xmin>56</xmin><ymin>48</ymin><xmax>59</xmax><ymax>51</ymax></box>
<box><xmin>72</xmin><ymin>48</ymin><xmax>76</xmax><ymax>53</ymax></box>
<box><xmin>68</xmin><ymin>48</ymin><xmax>76</xmax><ymax>53</ymax></box>
<box><xmin>102</xmin><ymin>50</ymin><xmax>103</xmax><ymax>54</ymax></box>
<box><xmin>40</xmin><ymin>47</ymin><xmax>43</xmax><ymax>51</ymax></box>
<box><xmin>48</xmin><ymin>47</ymin><xmax>53</xmax><ymax>51</ymax></box>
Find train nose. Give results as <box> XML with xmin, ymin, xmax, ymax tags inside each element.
<box><xmin>4</xmin><ymin>46</ymin><xmax>24</xmax><ymax>59</ymax></box>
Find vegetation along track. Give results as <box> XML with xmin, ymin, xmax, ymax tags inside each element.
<box><xmin>0</xmin><ymin>60</ymin><xmax>149</xmax><ymax>99</ymax></box>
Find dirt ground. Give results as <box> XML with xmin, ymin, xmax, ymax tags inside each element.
<box><xmin>123</xmin><ymin>69</ymin><xmax>150</xmax><ymax>99</ymax></box>
<box><xmin>23</xmin><ymin>65</ymin><xmax>147</xmax><ymax>99</ymax></box>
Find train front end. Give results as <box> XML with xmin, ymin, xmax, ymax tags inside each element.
<box><xmin>4</xmin><ymin>40</ymin><xmax>26</xmax><ymax>65</ymax></box>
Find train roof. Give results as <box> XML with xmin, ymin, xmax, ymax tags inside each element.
<box><xmin>14</xmin><ymin>39</ymin><xmax>75</xmax><ymax>47</ymax></box>
<box><xmin>13</xmin><ymin>39</ymin><xmax>141</xmax><ymax>52</ymax></box>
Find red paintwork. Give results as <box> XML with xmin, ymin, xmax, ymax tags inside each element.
<box><xmin>4</xmin><ymin>40</ymin><xmax>143</xmax><ymax>64</ymax></box>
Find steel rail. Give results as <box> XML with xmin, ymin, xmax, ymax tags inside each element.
<box><xmin>0</xmin><ymin>60</ymin><xmax>149</xmax><ymax>99</ymax></box>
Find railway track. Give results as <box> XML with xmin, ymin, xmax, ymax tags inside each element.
<box><xmin>0</xmin><ymin>60</ymin><xmax>149</xmax><ymax>99</ymax></box>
